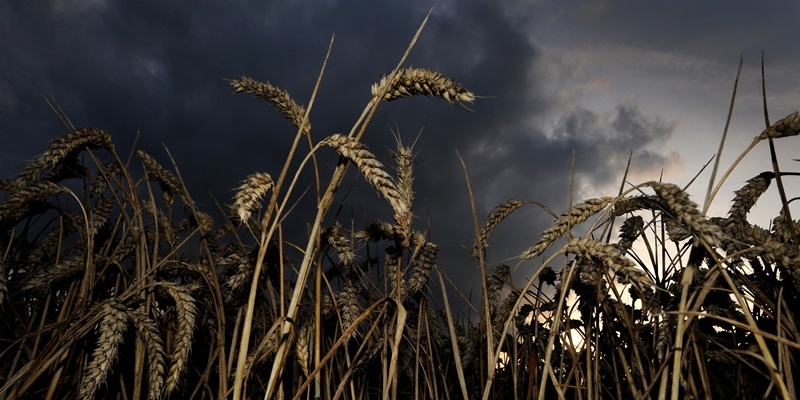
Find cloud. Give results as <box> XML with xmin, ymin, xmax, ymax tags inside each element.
<box><xmin>0</xmin><ymin>0</ymin><xmax>686</xmax><ymax>294</ymax></box>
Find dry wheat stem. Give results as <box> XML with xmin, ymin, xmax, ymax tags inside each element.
<box><xmin>230</xmin><ymin>76</ymin><xmax>311</xmax><ymax>135</ymax></box>
<box><xmin>78</xmin><ymin>300</ymin><xmax>130</xmax><ymax>400</ymax></box>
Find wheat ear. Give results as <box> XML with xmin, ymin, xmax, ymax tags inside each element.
<box><xmin>128</xmin><ymin>308</ymin><xmax>167</xmax><ymax>400</ymax></box>
<box><xmin>756</xmin><ymin>111</ymin><xmax>800</xmax><ymax>140</ymax></box>
<box><xmin>408</xmin><ymin>240</ymin><xmax>438</xmax><ymax>294</ymax></box>
<box><xmin>323</xmin><ymin>134</ymin><xmax>406</xmax><ymax>215</ymax></box>
<box><xmin>232</xmin><ymin>172</ymin><xmax>274</xmax><ymax>223</ymax></box>
<box><xmin>644</xmin><ymin>181</ymin><xmax>723</xmax><ymax>246</ymax></box>
<box><xmin>371</xmin><ymin>67</ymin><xmax>475</xmax><ymax>105</ymax></box>
<box><xmin>79</xmin><ymin>300</ymin><xmax>130</xmax><ymax>400</ymax></box>
<box><xmin>560</xmin><ymin>237</ymin><xmax>651</xmax><ymax>291</ymax></box>
<box><xmin>0</xmin><ymin>181</ymin><xmax>65</xmax><ymax>224</ymax></box>
<box><xmin>135</xmin><ymin>150</ymin><xmax>191</xmax><ymax>207</ymax></box>
<box><xmin>156</xmin><ymin>282</ymin><xmax>197</xmax><ymax>396</ymax></box>
<box><xmin>17</xmin><ymin>127</ymin><xmax>113</xmax><ymax>184</ymax></box>
<box><xmin>230</xmin><ymin>76</ymin><xmax>310</xmax><ymax>135</ymax></box>
<box><xmin>337</xmin><ymin>278</ymin><xmax>361</xmax><ymax>335</ymax></box>
<box><xmin>473</xmin><ymin>200</ymin><xmax>523</xmax><ymax>258</ymax></box>
<box><xmin>521</xmin><ymin>197</ymin><xmax>615</xmax><ymax>259</ymax></box>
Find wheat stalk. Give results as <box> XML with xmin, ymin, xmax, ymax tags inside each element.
<box><xmin>78</xmin><ymin>300</ymin><xmax>130</xmax><ymax>400</ymax></box>
<box><xmin>521</xmin><ymin>197</ymin><xmax>615</xmax><ymax>259</ymax></box>
<box><xmin>371</xmin><ymin>67</ymin><xmax>475</xmax><ymax>105</ymax></box>
<box><xmin>232</xmin><ymin>172</ymin><xmax>274</xmax><ymax>223</ymax></box>
<box><xmin>230</xmin><ymin>76</ymin><xmax>311</xmax><ymax>135</ymax></box>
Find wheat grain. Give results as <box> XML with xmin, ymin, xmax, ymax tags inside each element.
<box><xmin>756</xmin><ymin>111</ymin><xmax>800</xmax><ymax>140</ymax></box>
<box><xmin>371</xmin><ymin>68</ymin><xmax>475</xmax><ymax>105</ymax></box>
<box><xmin>79</xmin><ymin>300</ymin><xmax>129</xmax><ymax>400</ymax></box>
<box><xmin>156</xmin><ymin>282</ymin><xmax>197</xmax><ymax>396</ymax></box>
<box><xmin>230</xmin><ymin>76</ymin><xmax>310</xmax><ymax>135</ymax></box>
<box><xmin>128</xmin><ymin>308</ymin><xmax>166</xmax><ymax>400</ymax></box>
<box><xmin>323</xmin><ymin>134</ymin><xmax>407</xmax><ymax>215</ymax></box>
<box><xmin>232</xmin><ymin>172</ymin><xmax>274</xmax><ymax>223</ymax></box>
<box><xmin>521</xmin><ymin>197</ymin><xmax>615</xmax><ymax>259</ymax></box>
<box><xmin>18</xmin><ymin>127</ymin><xmax>113</xmax><ymax>185</ymax></box>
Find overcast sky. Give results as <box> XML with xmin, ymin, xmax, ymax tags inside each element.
<box><xmin>2</xmin><ymin>1</ymin><xmax>799</xmax><ymax>295</ymax></box>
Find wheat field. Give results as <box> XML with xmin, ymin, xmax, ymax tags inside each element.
<box><xmin>1</xmin><ymin>21</ymin><xmax>799</xmax><ymax>400</ymax></box>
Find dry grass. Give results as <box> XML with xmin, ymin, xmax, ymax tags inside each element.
<box><xmin>1</xmin><ymin>22</ymin><xmax>799</xmax><ymax>400</ymax></box>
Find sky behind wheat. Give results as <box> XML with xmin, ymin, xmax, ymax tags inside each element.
<box><xmin>2</xmin><ymin>0</ymin><xmax>799</xmax><ymax>294</ymax></box>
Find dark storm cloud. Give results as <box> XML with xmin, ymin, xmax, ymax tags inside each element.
<box><xmin>0</xmin><ymin>0</ymin><xmax>679</xmax><ymax>293</ymax></box>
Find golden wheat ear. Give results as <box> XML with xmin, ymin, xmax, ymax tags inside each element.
<box><xmin>232</xmin><ymin>172</ymin><xmax>274</xmax><ymax>223</ymax></box>
<box><xmin>371</xmin><ymin>67</ymin><xmax>475</xmax><ymax>106</ymax></box>
<box><xmin>229</xmin><ymin>76</ymin><xmax>311</xmax><ymax>135</ymax></box>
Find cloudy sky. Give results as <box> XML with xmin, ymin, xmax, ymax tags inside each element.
<box><xmin>2</xmin><ymin>1</ymin><xmax>799</xmax><ymax>294</ymax></box>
